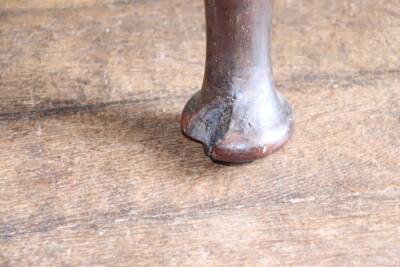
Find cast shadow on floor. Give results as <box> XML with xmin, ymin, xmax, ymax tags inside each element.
<box><xmin>91</xmin><ymin>104</ymin><xmax>231</xmax><ymax>176</ymax></box>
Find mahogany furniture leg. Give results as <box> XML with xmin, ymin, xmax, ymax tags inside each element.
<box><xmin>181</xmin><ymin>0</ymin><xmax>293</xmax><ymax>164</ymax></box>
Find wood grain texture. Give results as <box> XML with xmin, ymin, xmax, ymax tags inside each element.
<box><xmin>0</xmin><ymin>0</ymin><xmax>400</xmax><ymax>266</ymax></box>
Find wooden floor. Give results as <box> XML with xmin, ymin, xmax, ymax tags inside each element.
<box><xmin>1</xmin><ymin>0</ymin><xmax>400</xmax><ymax>266</ymax></box>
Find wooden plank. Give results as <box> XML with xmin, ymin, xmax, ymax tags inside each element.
<box><xmin>0</xmin><ymin>0</ymin><xmax>400</xmax><ymax>266</ymax></box>
<box><xmin>1</xmin><ymin>0</ymin><xmax>400</xmax><ymax>112</ymax></box>
<box><xmin>0</xmin><ymin>78</ymin><xmax>399</xmax><ymax>265</ymax></box>
<box><xmin>0</xmin><ymin>0</ymin><xmax>205</xmax><ymax>113</ymax></box>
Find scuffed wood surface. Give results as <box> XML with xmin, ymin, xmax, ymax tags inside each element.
<box><xmin>0</xmin><ymin>0</ymin><xmax>399</xmax><ymax>266</ymax></box>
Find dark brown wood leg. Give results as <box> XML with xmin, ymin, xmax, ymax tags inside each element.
<box><xmin>181</xmin><ymin>0</ymin><xmax>293</xmax><ymax>164</ymax></box>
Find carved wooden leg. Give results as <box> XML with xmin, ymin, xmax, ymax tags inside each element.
<box><xmin>181</xmin><ymin>0</ymin><xmax>293</xmax><ymax>164</ymax></box>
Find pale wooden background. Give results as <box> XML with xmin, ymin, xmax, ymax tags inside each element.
<box><xmin>0</xmin><ymin>0</ymin><xmax>400</xmax><ymax>266</ymax></box>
